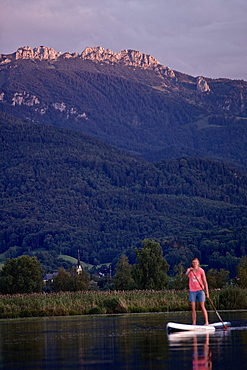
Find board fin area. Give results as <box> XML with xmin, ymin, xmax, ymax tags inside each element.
<box><xmin>209</xmin><ymin>321</ymin><xmax>231</xmax><ymax>329</ymax></box>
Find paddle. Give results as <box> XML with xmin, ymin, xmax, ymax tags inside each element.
<box><xmin>190</xmin><ymin>268</ymin><xmax>227</xmax><ymax>329</ymax></box>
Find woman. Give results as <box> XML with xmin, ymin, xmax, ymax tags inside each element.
<box><xmin>186</xmin><ymin>258</ymin><xmax>209</xmax><ymax>326</ymax></box>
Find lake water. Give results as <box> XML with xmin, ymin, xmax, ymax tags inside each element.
<box><xmin>0</xmin><ymin>311</ymin><xmax>246</xmax><ymax>369</ymax></box>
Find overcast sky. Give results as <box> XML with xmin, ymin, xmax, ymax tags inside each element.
<box><xmin>1</xmin><ymin>0</ymin><xmax>246</xmax><ymax>80</ymax></box>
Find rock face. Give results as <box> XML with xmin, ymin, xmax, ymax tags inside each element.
<box><xmin>0</xmin><ymin>45</ymin><xmax>175</xmax><ymax>77</ymax></box>
<box><xmin>11</xmin><ymin>91</ymin><xmax>40</xmax><ymax>106</ymax></box>
<box><xmin>80</xmin><ymin>47</ymin><xmax>175</xmax><ymax>77</ymax></box>
<box><xmin>197</xmin><ymin>76</ymin><xmax>211</xmax><ymax>92</ymax></box>
<box><xmin>15</xmin><ymin>46</ymin><xmax>61</xmax><ymax>61</ymax></box>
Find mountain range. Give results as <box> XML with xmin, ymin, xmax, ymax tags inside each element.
<box><xmin>1</xmin><ymin>46</ymin><xmax>247</xmax><ymax>273</ymax></box>
<box><xmin>1</xmin><ymin>46</ymin><xmax>247</xmax><ymax>169</ymax></box>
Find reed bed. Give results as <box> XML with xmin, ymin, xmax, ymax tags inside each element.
<box><xmin>0</xmin><ymin>287</ymin><xmax>246</xmax><ymax>319</ymax></box>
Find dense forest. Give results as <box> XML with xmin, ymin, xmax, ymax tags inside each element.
<box><xmin>1</xmin><ymin>112</ymin><xmax>247</xmax><ymax>275</ymax></box>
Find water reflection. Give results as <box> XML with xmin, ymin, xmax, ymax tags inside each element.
<box><xmin>167</xmin><ymin>317</ymin><xmax>247</xmax><ymax>370</ymax></box>
<box><xmin>192</xmin><ymin>334</ymin><xmax>212</xmax><ymax>370</ymax></box>
<box><xmin>0</xmin><ymin>312</ymin><xmax>246</xmax><ymax>369</ymax></box>
<box><xmin>169</xmin><ymin>332</ymin><xmax>213</xmax><ymax>369</ymax></box>
<box><xmin>0</xmin><ymin>315</ymin><xmax>169</xmax><ymax>369</ymax></box>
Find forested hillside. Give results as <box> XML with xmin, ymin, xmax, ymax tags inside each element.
<box><xmin>1</xmin><ymin>47</ymin><xmax>247</xmax><ymax>170</ymax></box>
<box><xmin>1</xmin><ymin>112</ymin><xmax>247</xmax><ymax>273</ymax></box>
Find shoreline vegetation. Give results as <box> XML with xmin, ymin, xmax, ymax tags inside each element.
<box><xmin>0</xmin><ymin>287</ymin><xmax>247</xmax><ymax>319</ymax></box>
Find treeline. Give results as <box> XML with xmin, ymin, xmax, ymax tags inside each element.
<box><xmin>1</xmin><ymin>243</ymin><xmax>247</xmax><ymax>303</ymax></box>
<box><xmin>0</xmin><ymin>241</ymin><xmax>169</xmax><ymax>294</ymax></box>
<box><xmin>1</xmin><ymin>114</ymin><xmax>247</xmax><ymax>272</ymax></box>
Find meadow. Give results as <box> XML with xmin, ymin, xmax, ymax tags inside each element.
<box><xmin>0</xmin><ymin>287</ymin><xmax>246</xmax><ymax>319</ymax></box>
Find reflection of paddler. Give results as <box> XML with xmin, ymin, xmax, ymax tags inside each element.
<box><xmin>192</xmin><ymin>333</ymin><xmax>212</xmax><ymax>370</ymax></box>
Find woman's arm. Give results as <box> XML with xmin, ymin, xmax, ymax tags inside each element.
<box><xmin>185</xmin><ymin>267</ymin><xmax>192</xmax><ymax>276</ymax></box>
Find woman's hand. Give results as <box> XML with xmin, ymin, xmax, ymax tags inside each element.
<box><xmin>186</xmin><ymin>267</ymin><xmax>192</xmax><ymax>275</ymax></box>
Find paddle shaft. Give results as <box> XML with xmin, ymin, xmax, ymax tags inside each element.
<box><xmin>190</xmin><ymin>268</ymin><xmax>226</xmax><ymax>328</ymax></box>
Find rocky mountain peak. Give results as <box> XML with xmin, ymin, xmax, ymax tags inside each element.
<box><xmin>0</xmin><ymin>45</ymin><xmax>175</xmax><ymax>77</ymax></box>
<box><xmin>0</xmin><ymin>46</ymin><xmax>61</xmax><ymax>64</ymax></box>
<box><xmin>80</xmin><ymin>46</ymin><xmax>175</xmax><ymax>77</ymax></box>
<box><xmin>15</xmin><ymin>46</ymin><xmax>61</xmax><ymax>60</ymax></box>
<box><xmin>80</xmin><ymin>46</ymin><xmax>159</xmax><ymax>67</ymax></box>
<box><xmin>80</xmin><ymin>46</ymin><xmax>118</xmax><ymax>63</ymax></box>
<box><xmin>119</xmin><ymin>49</ymin><xmax>160</xmax><ymax>67</ymax></box>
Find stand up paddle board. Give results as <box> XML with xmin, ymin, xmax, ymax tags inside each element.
<box><xmin>166</xmin><ymin>321</ymin><xmax>231</xmax><ymax>333</ymax></box>
<box><xmin>209</xmin><ymin>321</ymin><xmax>231</xmax><ymax>329</ymax></box>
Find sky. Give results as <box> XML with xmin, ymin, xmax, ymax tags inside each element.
<box><xmin>1</xmin><ymin>0</ymin><xmax>247</xmax><ymax>80</ymax></box>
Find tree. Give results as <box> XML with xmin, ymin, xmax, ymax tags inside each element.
<box><xmin>236</xmin><ymin>256</ymin><xmax>247</xmax><ymax>288</ymax></box>
<box><xmin>133</xmin><ymin>239</ymin><xmax>169</xmax><ymax>290</ymax></box>
<box><xmin>217</xmin><ymin>253</ymin><xmax>240</xmax><ymax>277</ymax></box>
<box><xmin>53</xmin><ymin>266</ymin><xmax>89</xmax><ymax>292</ymax></box>
<box><xmin>206</xmin><ymin>268</ymin><xmax>230</xmax><ymax>289</ymax></box>
<box><xmin>114</xmin><ymin>255</ymin><xmax>136</xmax><ymax>290</ymax></box>
<box><xmin>53</xmin><ymin>268</ymin><xmax>70</xmax><ymax>292</ymax></box>
<box><xmin>171</xmin><ymin>263</ymin><xmax>188</xmax><ymax>290</ymax></box>
<box><xmin>0</xmin><ymin>255</ymin><xmax>44</xmax><ymax>294</ymax></box>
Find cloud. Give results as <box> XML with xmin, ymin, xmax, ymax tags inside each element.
<box><xmin>1</xmin><ymin>0</ymin><xmax>247</xmax><ymax>80</ymax></box>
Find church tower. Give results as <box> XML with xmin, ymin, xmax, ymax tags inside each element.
<box><xmin>77</xmin><ymin>249</ymin><xmax>82</xmax><ymax>274</ymax></box>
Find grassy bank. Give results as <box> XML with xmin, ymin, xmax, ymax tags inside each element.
<box><xmin>0</xmin><ymin>287</ymin><xmax>246</xmax><ymax>319</ymax></box>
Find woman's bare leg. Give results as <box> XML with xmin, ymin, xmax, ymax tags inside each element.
<box><xmin>199</xmin><ymin>301</ymin><xmax>209</xmax><ymax>325</ymax></box>
<box><xmin>191</xmin><ymin>302</ymin><xmax>196</xmax><ymax>325</ymax></box>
